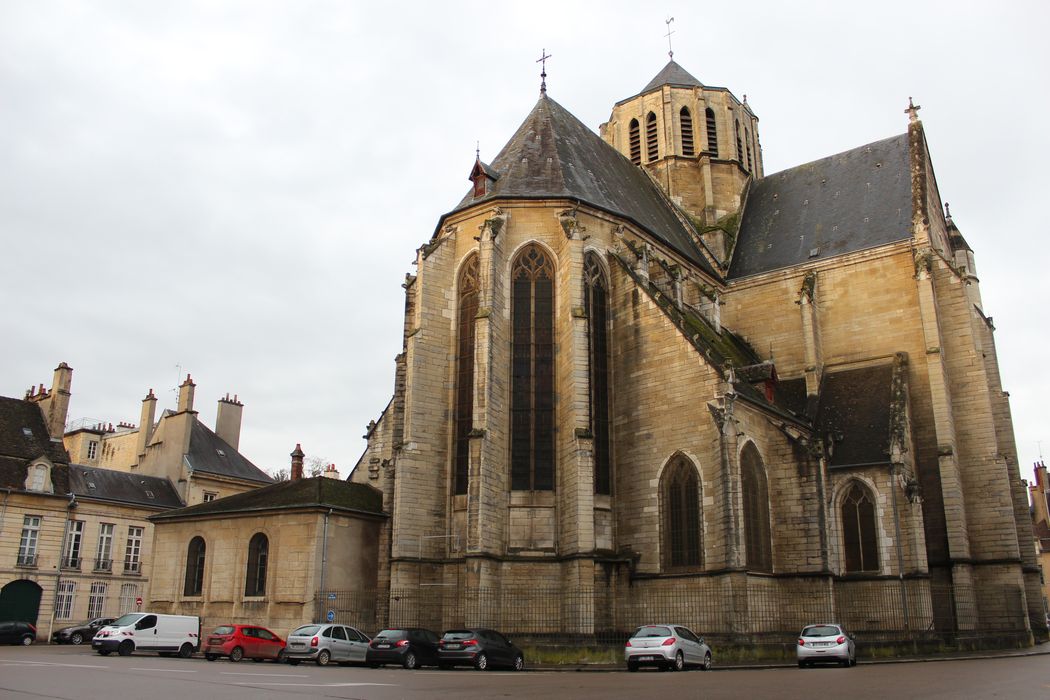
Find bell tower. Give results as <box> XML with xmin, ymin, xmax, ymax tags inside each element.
<box><xmin>599</xmin><ymin>60</ymin><xmax>761</xmax><ymax>233</ymax></box>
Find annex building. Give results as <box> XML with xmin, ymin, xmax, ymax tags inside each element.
<box><xmin>352</xmin><ymin>59</ymin><xmax>1044</xmax><ymax>646</ymax></box>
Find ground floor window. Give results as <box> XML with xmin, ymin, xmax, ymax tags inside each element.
<box><xmin>87</xmin><ymin>581</ymin><xmax>107</xmax><ymax>618</ymax></box>
<box><xmin>55</xmin><ymin>581</ymin><xmax>76</xmax><ymax>619</ymax></box>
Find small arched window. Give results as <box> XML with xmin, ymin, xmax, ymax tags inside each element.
<box><xmin>453</xmin><ymin>254</ymin><xmax>480</xmax><ymax>496</ymax></box>
<box><xmin>662</xmin><ymin>455</ymin><xmax>701</xmax><ymax>568</ymax></box>
<box><xmin>585</xmin><ymin>253</ymin><xmax>611</xmax><ymax>495</ymax></box>
<box><xmin>680</xmin><ymin>107</ymin><xmax>694</xmax><ymax>157</ymax></box>
<box><xmin>842</xmin><ymin>482</ymin><xmax>880</xmax><ymax>572</ymax></box>
<box><xmin>646</xmin><ymin>112</ymin><xmax>659</xmax><ymax>162</ymax></box>
<box><xmin>741</xmin><ymin>443</ymin><xmax>772</xmax><ymax>572</ymax></box>
<box><xmin>511</xmin><ymin>244</ymin><xmax>555</xmax><ymax>491</ymax></box>
<box><xmin>628</xmin><ymin>119</ymin><xmax>641</xmax><ymax>165</ymax></box>
<box><xmin>245</xmin><ymin>532</ymin><xmax>269</xmax><ymax>596</ymax></box>
<box><xmin>705</xmin><ymin>108</ymin><xmax>718</xmax><ymax>156</ymax></box>
<box><xmin>183</xmin><ymin>536</ymin><xmax>206</xmax><ymax>596</ymax></box>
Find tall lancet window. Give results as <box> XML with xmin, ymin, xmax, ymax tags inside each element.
<box><xmin>680</xmin><ymin>107</ymin><xmax>694</xmax><ymax>157</ymax></box>
<box><xmin>628</xmin><ymin>119</ymin><xmax>641</xmax><ymax>165</ymax></box>
<box><xmin>741</xmin><ymin>443</ymin><xmax>772</xmax><ymax>572</ymax></box>
<box><xmin>646</xmin><ymin>112</ymin><xmax>659</xmax><ymax>162</ymax></box>
<box><xmin>453</xmin><ymin>254</ymin><xmax>480</xmax><ymax>496</ymax></box>
<box><xmin>842</xmin><ymin>482</ymin><xmax>879</xmax><ymax>573</ymax></box>
<box><xmin>745</xmin><ymin>128</ymin><xmax>753</xmax><ymax>171</ymax></box>
<box><xmin>662</xmin><ymin>455</ymin><xmax>701</xmax><ymax>568</ymax></box>
<box><xmin>511</xmin><ymin>244</ymin><xmax>555</xmax><ymax>491</ymax></box>
<box><xmin>585</xmin><ymin>253</ymin><xmax>611</xmax><ymax>495</ymax></box>
<box><xmin>735</xmin><ymin>119</ymin><xmax>744</xmax><ymax>166</ymax></box>
<box><xmin>705</xmin><ymin>108</ymin><xmax>718</xmax><ymax>156</ymax></box>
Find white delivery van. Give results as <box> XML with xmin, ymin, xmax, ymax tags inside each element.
<box><xmin>92</xmin><ymin>612</ymin><xmax>200</xmax><ymax>658</ymax></box>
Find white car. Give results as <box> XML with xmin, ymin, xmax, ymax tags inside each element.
<box><xmin>797</xmin><ymin>623</ymin><xmax>856</xmax><ymax>667</ymax></box>
<box><xmin>92</xmin><ymin>612</ymin><xmax>199</xmax><ymax>658</ymax></box>
<box><xmin>624</xmin><ymin>624</ymin><xmax>712</xmax><ymax>672</ymax></box>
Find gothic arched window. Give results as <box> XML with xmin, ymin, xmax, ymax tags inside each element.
<box><xmin>245</xmin><ymin>532</ymin><xmax>268</xmax><ymax>596</ymax></box>
<box><xmin>735</xmin><ymin>119</ymin><xmax>744</xmax><ymax>165</ymax></box>
<box><xmin>646</xmin><ymin>112</ymin><xmax>659</xmax><ymax>162</ymax></box>
<box><xmin>511</xmin><ymin>244</ymin><xmax>555</xmax><ymax>491</ymax></box>
<box><xmin>680</xmin><ymin>107</ymin><xmax>694</xmax><ymax>157</ymax></box>
<box><xmin>453</xmin><ymin>254</ymin><xmax>480</xmax><ymax>496</ymax></box>
<box><xmin>628</xmin><ymin>119</ymin><xmax>641</xmax><ymax>165</ymax></box>
<box><xmin>741</xmin><ymin>443</ymin><xmax>772</xmax><ymax>572</ymax></box>
<box><xmin>662</xmin><ymin>455</ymin><xmax>701</xmax><ymax>568</ymax></box>
<box><xmin>585</xmin><ymin>253</ymin><xmax>611</xmax><ymax>495</ymax></box>
<box><xmin>842</xmin><ymin>482</ymin><xmax>880</xmax><ymax>573</ymax></box>
<box><xmin>705</xmin><ymin>108</ymin><xmax>718</xmax><ymax>156</ymax></box>
<box><xmin>745</xmin><ymin>128</ymin><xmax>753</xmax><ymax>171</ymax></box>
<box><xmin>184</xmin><ymin>536</ymin><xmax>206</xmax><ymax>596</ymax></box>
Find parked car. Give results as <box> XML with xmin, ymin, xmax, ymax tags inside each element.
<box><xmin>796</xmin><ymin>623</ymin><xmax>856</xmax><ymax>668</ymax></box>
<box><xmin>366</xmin><ymin>627</ymin><xmax>441</xmax><ymax>669</ymax></box>
<box><xmin>202</xmin><ymin>624</ymin><xmax>286</xmax><ymax>662</ymax></box>
<box><xmin>437</xmin><ymin>628</ymin><xmax>524</xmax><ymax>671</ymax></box>
<box><xmin>284</xmin><ymin>623</ymin><xmax>370</xmax><ymax>666</ymax></box>
<box><xmin>624</xmin><ymin>624</ymin><xmax>712</xmax><ymax>672</ymax></box>
<box><xmin>0</xmin><ymin>621</ymin><xmax>36</xmax><ymax>646</ymax></box>
<box><xmin>52</xmin><ymin>617</ymin><xmax>115</xmax><ymax>645</ymax></box>
<box><xmin>92</xmin><ymin>612</ymin><xmax>200</xmax><ymax>658</ymax></box>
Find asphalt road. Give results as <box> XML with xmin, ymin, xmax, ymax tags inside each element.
<box><xmin>1</xmin><ymin>645</ymin><xmax>1048</xmax><ymax>699</ymax></box>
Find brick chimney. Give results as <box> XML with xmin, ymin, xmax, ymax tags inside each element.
<box><xmin>177</xmin><ymin>374</ymin><xmax>196</xmax><ymax>413</ymax></box>
<box><xmin>290</xmin><ymin>443</ymin><xmax>305</xmax><ymax>481</ymax></box>
<box><xmin>215</xmin><ymin>393</ymin><xmax>243</xmax><ymax>450</ymax></box>
<box><xmin>137</xmin><ymin>389</ymin><xmax>157</xmax><ymax>457</ymax></box>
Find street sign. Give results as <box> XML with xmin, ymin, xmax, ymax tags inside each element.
<box><xmin>326</xmin><ymin>610</ymin><xmax>335</xmax><ymax>622</ymax></box>
<box><xmin>136</xmin><ymin>597</ymin><xmax>142</xmax><ymax>610</ymax></box>
<box><xmin>328</xmin><ymin>593</ymin><xmax>337</xmax><ymax>600</ymax></box>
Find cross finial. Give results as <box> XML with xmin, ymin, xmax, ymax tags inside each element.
<box><xmin>537</xmin><ymin>48</ymin><xmax>551</xmax><ymax>95</ymax></box>
<box><xmin>476</xmin><ymin>141</ymin><xmax>480</xmax><ymax>161</ymax></box>
<box><xmin>905</xmin><ymin>96</ymin><xmax>922</xmax><ymax>123</ymax></box>
<box><xmin>944</xmin><ymin>202</ymin><xmax>952</xmax><ymax>222</ymax></box>
<box><xmin>665</xmin><ymin>17</ymin><xmax>675</xmax><ymax>60</ymax></box>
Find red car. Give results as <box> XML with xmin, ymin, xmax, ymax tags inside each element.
<box><xmin>202</xmin><ymin>624</ymin><xmax>286</xmax><ymax>662</ymax></box>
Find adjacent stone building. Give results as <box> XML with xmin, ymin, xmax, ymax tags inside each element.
<box><xmin>352</xmin><ymin>61</ymin><xmax>1042</xmax><ymax>644</ymax></box>
<box><xmin>1028</xmin><ymin>462</ymin><xmax>1050</xmax><ymax>617</ymax></box>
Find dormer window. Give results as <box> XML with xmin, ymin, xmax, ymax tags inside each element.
<box><xmin>469</xmin><ymin>157</ymin><xmax>499</xmax><ymax>199</ymax></box>
<box><xmin>25</xmin><ymin>462</ymin><xmax>52</xmax><ymax>493</ymax></box>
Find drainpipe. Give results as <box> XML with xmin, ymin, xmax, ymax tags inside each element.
<box><xmin>889</xmin><ymin>462</ymin><xmax>912</xmax><ymax>644</ymax></box>
<box><xmin>49</xmin><ymin>494</ymin><xmax>78</xmax><ymax>644</ymax></box>
<box><xmin>319</xmin><ymin>508</ymin><xmax>332</xmax><ymax>602</ymax></box>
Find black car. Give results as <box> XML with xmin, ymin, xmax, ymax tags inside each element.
<box><xmin>52</xmin><ymin>617</ymin><xmax>116</xmax><ymax>645</ymax></box>
<box><xmin>366</xmin><ymin>628</ymin><xmax>441</xmax><ymax>669</ymax></box>
<box><xmin>437</xmin><ymin>628</ymin><xmax>524</xmax><ymax>671</ymax></box>
<box><xmin>0</xmin><ymin>621</ymin><xmax>36</xmax><ymax>646</ymax></box>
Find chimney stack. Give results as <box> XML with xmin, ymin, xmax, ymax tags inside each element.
<box><xmin>36</xmin><ymin>362</ymin><xmax>73</xmax><ymax>439</ymax></box>
<box><xmin>324</xmin><ymin>463</ymin><xmax>340</xmax><ymax>480</ymax></box>
<box><xmin>177</xmin><ymin>374</ymin><xmax>196</xmax><ymax>413</ymax></box>
<box><xmin>137</xmin><ymin>389</ymin><xmax>157</xmax><ymax>457</ymax></box>
<box><xmin>290</xmin><ymin>443</ymin><xmax>305</xmax><ymax>481</ymax></box>
<box><xmin>215</xmin><ymin>393</ymin><xmax>244</xmax><ymax>451</ymax></box>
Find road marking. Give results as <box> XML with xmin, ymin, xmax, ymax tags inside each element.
<box><xmin>220</xmin><ymin>672</ymin><xmax>310</xmax><ymax>677</ymax></box>
<box><xmin>0</xmin><ymin>659</ymin><xmax>109</xmax><ymax>669</ymax></box>
<box><xmin>234</xmin><ymin>682</ymin><xmax>397</xmax><ymax>687</ymax></box>
<box><xmin>129</xmin><ymin>667</ymin><xmax>197</xmax><ymax>673</ymax></box>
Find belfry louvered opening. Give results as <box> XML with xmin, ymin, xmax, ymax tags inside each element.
<box><xmin>680</xmin><ymin>107</ymin><xmax>694</xmax><ymax>157</ymax></box>
<box><xmin>628</xmin><ymin>118</ymin><xmax>641</xmax><ymax>165</ymax></box>
<box><xmin>646</xmin><ymin>112</ymin><xmax>659</xmax><ymax>162</ymax></box>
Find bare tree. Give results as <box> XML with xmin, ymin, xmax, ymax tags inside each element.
<box><xmin>306</xmin><ymin>456</ymin><xmax>328</xmax><ymax>478</ymax></box>
<box><xmin>269</xmin><ymin>468</ymin><xmax>290</xmax><ymax>482</ymax></box>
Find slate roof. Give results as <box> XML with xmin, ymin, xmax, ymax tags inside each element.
<box><xmin>445</xmin><ymin>95</ymin><xmax>715</xmax><ymax>276</ymax></box>
<box><xmin>0</xmin><ymin>396</ymin><xmax>69</xmax><ymax>464</ymax></box>
<box><xmin>186</xmin><ymin>419</ymin><xmax>273</xmax><ymax>484</ymax></box>
<box><xmin>641</xmin><ymin>60</ymin><xmax>705</xmax><ymax>93</ymax></box>
<box><xmin>729</xmin><ymin>133</ymin><xmax>913</xmax><ymax>279</ymax></box>
<box><xmin>815</xmin><ymin>364</ymin><xmax>896</xmax><ymax>468</ymax></box>
<box><xmin>150</xmin><ymin>476</ymin><xmax>385</xmax><ymax>521</ymax></box>
<box><xmin>68</xmin><ymin>464</ymin><xmax>183</xmax><ymax>509</ymax></box>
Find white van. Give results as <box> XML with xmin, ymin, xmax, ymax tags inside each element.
<box><xmin>92</xmin><ymin>612</ymin><xmax>200</xmax><ymax>658</ymax></box>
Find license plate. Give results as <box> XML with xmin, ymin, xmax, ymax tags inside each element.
<box><xmin>291</xmin><ymin>642</ymin><xmax>304</xmax><ymax>648</ymax></box>
<box><xmin>377</xmin><ymin>644</ymin><xmax>390</xmax><ymax>649</ymax></box>
<box><xmin>446</xmin><ymin>643</ymin><xmax>460</xmax><ymax>649</ymax></box>
<box><xmin>637</xmin><ymin>655</ymin><xmax>657</xmax><ymax>661</ymax></box>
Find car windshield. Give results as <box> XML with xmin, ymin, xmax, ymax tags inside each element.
<box><xmin>212</xmin><ymin>626</ymin><xmax>235</xmax><ymax>635</ymax></box>
<box><xmin>442</xmin><ymin>630</ymin><xmax>476</xmax><ymax>641</ymax></box>
<box><xmin>633</xmin><ymin>626</ymin><xmax>672</xmax><ymax>638</ymax></box>
<box><xmin>373</xmin><ymin>630</ymin><xmax>407</xmax><ymax>640</ymax></box>
<box><xmin>291</xmin><ymin>625</ymin><xmax>321</xmax><ymax>636</ymax></box>
<box><xmin>110</xmin><ymin>613</ymin><xmax>144</xmax><ymax>627</ymax></box>
<box><xmin>802</xmin><ymin>626</ymin><xmax>841</xmax><ymax>637</ymax></box>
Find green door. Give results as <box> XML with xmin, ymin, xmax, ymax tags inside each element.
<box><xmin>0</xmin><ymin>580</ymin><xmax>43</xmax><ymax>625</ymax></box>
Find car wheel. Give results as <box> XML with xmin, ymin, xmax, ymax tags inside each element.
<box><xmin>20</xmin><ymin>635</ymin><xmax>33</xmax><ymax>647</ymax></box>
<box><xmin>627</xmin><ymin>660</ymin><xmax>639</xmax><ymax>672</ymax></box>
<box><xmin>178</xmin><ymin>643</ymin><xmax>193</xmax><ymax>659</ymax></box>
<box><xmin>672</xmin><ymin>651</ymin><xmax>684</xmax><ymax>672</ymax></box>
<box><xmin>474</xmin><ymin>652</ymin><xmax>488</xmax><ymax>671</ymax></box>
<box><xmin>403</xmin><ymin>651</ymin><xmax>418</xmax><ymax>670</ymax></box>
<box><xmin>229</xmin><ymin>646</ymin><xmax>244</xmax><ymax>662</ymax></box>
<box><xmin>70</xmin><ymin>633</ymin><xmax>84</xmax><ymax>645</ymax></box>
<box><xmin>118</xmin><ymin>640</ymin><xmax>134</xmax><ymax>657</ymax></box>
<box><xmin>316</xmin><ymin>649</ymin><xmax>331</xmax><ymax>666</ymax></box>
<box><xmin>276</xmin><ymin>649</ymin><xmax>287</xmax><ymax>663</ymax></box>
<box><xmin>205</xmin><ymin>654</ymin><xmax>218</xmax><ymax>661</ymax></box>
<box><xmin>513</xmin><ymin>654</ymin><xmax>524</xmax><ymax>672</ymax></box>
<box><xmin>701</xmin><ymin>652</ymin><xmax>712</xmax><ymax>671</ymax></box>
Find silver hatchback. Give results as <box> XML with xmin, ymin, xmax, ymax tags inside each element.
<box><xmin>625</xmin><ymin>624</ymin><xmax>713</xmax><ymax>672</ymax></box>
<box><xmin>796</xmin><ymin>623</ymin><xmax>856</xmax><ymax>667</ymax></box>
<box><xmin>284</xmin><ymin>623</ymin><xmax>370</xmax><ymax>666</ymax></box>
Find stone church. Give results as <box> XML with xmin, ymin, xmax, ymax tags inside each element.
<box><xmin>353</xmin><ymin>59</ymin><xmax>1043</xmax><ymax>643</ymax></box>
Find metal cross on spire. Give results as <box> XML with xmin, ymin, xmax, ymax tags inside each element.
<box><xmin>665</xmin><ymin>17</ymin><xmax>675</xmax><ymax>60</ymax></box>
<box><xmin>537</xmin><ymin>48</ymin><xmax>551</xmax><ymax>94</ymax></box>
<box><xmin>905</xmin><ymin>96</ymin><xmax>922</xmax><ymax>122</ymax></box>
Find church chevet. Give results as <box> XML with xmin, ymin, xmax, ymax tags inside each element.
<box><xmin>351</xmin><ymin>58</ymin><xmax>1046</xmax><ymax>649</ymax></box>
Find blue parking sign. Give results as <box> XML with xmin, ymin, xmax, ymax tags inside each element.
<box><xmin>327</xmin><ymin>610</ymin><xmax>335</xmax><ymax>622</ymax></box>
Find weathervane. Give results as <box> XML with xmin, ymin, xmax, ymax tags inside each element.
<box><xmin>665</xmin><ymin>17</ymin><xmax>675</xmax><ymax>60</ymax></box>
<box><xmin>537</xmin><ymin>48</ymin><xmax>551</xmax><ymax>94</ymax></box>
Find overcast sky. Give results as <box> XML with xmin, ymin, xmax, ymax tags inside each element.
<box><xmin>2</xmin><ymin>1</ymin><xmax>1047</xmax><ymax>484</ymax></box>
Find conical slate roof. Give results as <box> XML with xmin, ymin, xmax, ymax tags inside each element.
<box><xmin>641</xmin><ymin>60</ymin><xmax>704</xmax><ymax>93</ymax></box>
<box><xmin>448</xmin><ymin>95</ymin><xmax>713</xmax><ymax>274</ymax></box>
